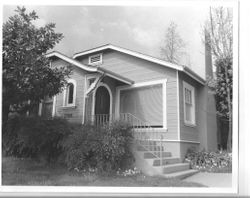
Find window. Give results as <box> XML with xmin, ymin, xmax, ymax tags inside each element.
<box><xmin>89</xmin><ymin>54</ymin><xmax>102</xmax><ymax>65</ymax></box>
<box><xmin>64</xmin><ymin>79</ymin><xmax>76</xmax><ymax>107</ymax></box>
<box><xmin>120</xmin><ymin>84</ymin><xmax>163</xmax><ymax>127</ymax></box>
<box><xmin>183</xmin><ymin>82</ymin><xmax>195</xmax><ymax>125</ymax></box>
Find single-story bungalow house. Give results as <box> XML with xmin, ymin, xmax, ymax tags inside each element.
<box><xmin>41</xmin><ymin>42</ymin><xmax>217</xmax><ymax>178</ymax></box>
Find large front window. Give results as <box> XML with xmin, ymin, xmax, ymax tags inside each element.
<box><xmin>120</xmin><ymin>84</ymin><xmax>163</xmax><ymax>127</ymax></box>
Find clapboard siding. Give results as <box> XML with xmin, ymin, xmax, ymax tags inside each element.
<box><xmin>77</xmin><ymin>49</ymin><xmax>179</xmax><ymax>137</ymax></box>
<box><xmin>52</xmin><ymin>59</ymin><xmax>86</xmax><ymax>123</ymax></box>
<box><xmin>77</xmin><ymin>50</ymin><xmax>171</xmax><ymax>83</ymax></box>
<box><xmin>166</xmin><ymin>71</ymin><xmax>178</xmax><ymax>139</ymax></box>
<box><xmin>178</xmin><ymin>72</ymin><xmax>202</xmax><ymax>142</ymax></box>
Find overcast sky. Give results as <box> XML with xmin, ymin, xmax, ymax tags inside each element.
<box><xmin>3</xmin><ymin>5</ymin><xmax>212</xmax><ymax>77</ymax></box>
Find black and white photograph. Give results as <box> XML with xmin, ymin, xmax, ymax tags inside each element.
<box><xmin>1</xmin><ymin>0</ymin><xmax>249</xmax><ymax>197</ymax></box>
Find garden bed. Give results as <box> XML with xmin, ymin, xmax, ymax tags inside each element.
<box><xmin>2</xmin><ymin>157</ymin><xmax>205</xmax><ymax>187</ymax></box>
<box><xmin>185</xmin><ymin>149</ymin><xmax>232</xmax><ymax>173</ymax></box>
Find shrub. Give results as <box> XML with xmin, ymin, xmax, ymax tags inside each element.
<box><xmin>96</xmin><ymin>121</ymin><xmax>135</xmax><ymax>174</ymax></box>
<box><xmin>63</xmin><ymin>124</ymin><xmax>100</xmax><ymax>170</ymax></box>
<box><xmin>64</xmin><ymin>121</ymin><xmax>135</xmax><ymax>175</ymax></box>
<box><xmin>3</xmin><ymin>116</ymin><xmax>72</xmax><ymax>163</ymax></box>
<box><xmin>185</xmin><ymin>148</ymin><xmax>232</xmax><ymax>173</ymax></box>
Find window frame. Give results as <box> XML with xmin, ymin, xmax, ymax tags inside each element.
<box><xmin>88</xmin><ymin>53</ymin><xmax>103</xmax><ymax>66</ymax></box>
<box><xmin>183</xmin><ymin>81</ymin><xmax>196</xmax><ymax>126</ymax></box>
<box><xmin>116</xmin><ymin>79</ymin><xmax>167</xmax><ymax>129</ymax></box>
<box><xmin>63</xmin><ymin>79</ymin><xmax>77</xmax><ymax>107</ymax></box>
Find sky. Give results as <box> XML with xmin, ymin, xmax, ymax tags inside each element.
<box><xmin>3</xmin><ymin>5</ymin><xmax>212</xmax><ymax>77</ymax></box>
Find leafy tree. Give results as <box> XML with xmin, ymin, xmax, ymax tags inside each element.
<box><xmin>205</xmin><ymin>7</ymin><xmax>233</xmax><ymax>151</ymax></box>
<box><xmin>2</xmin><ymin>7</ymin><xmax>71</xmax><ymax>124</ymax></box>
<box><xmin>160</xmin><ymin>21</ymin><xmax>185</xmax><ymax>64</ymax></box>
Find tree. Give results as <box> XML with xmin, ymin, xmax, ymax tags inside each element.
<box><xmin>160</xmin><ymin>21</ymin><xmax>185</xmax><ymax>64</ymax></box>
<box><xmin>2</xmin><ymin>7</ymin><xmax>71</xmax><ymax>124</ymax></box>
<box><xmin>205</xmin><ymin>7</ymin><xmax>233</xmax><ymax>151</ymax></box>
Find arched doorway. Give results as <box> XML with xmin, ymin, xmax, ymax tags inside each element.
<box><xmin>93</xmin><ymin>83</ymin><xmax>112</xmax><ymax>125</ymax></box>
<box><xmin>95</xmin><ymin>86</ymin><xmax>110</xmax><ymax>115</ymax></box>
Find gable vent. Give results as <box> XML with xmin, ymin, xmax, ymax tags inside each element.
<box><xmin>89</xmin><ymin>53</ymin><xmax>102</xmax><ymax>65</ymax></box>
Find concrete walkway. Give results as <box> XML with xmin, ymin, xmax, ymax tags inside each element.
<box><xmin>183</xmin><ymin>172</ymin><xmax>232</xmax><ymax>187</ymax></box>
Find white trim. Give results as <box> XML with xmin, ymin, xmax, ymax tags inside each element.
<box><xmin>63</xmin><ymin>79</ymin><xmax>77</xmax><ymax>107</ymax></box>
<box><xmin>183</xmin><ymin>81</ymin><xmax>196</xmax><ymax>126</ymax></box>
<box><xmin>47</xmin><ymin>51</ymin><xmax>97</xmax><ymax>72</ymax></box>
<box><xmin>92</xmin><ymin>82</ymin><xmax>113</xmax><ymax>121</ymax></box>
<box><xmin>26</xmin><ymin>100</ymin><xmax>31</xmax><ymax>116</ymax></box>
<box><xmin>183</xmin><ymin>69</ymin><xmax>205</xmax><ymax>85</ymax></box>
<box><xmin>73</xmin><ymin>44</ymin><xmax>183</xmax><ymax>71</ymax></box>
<box><xmin>177</xmin><ymin>71</ymin><xmax>180</xmax><ymax>140</ymax></box>
<box><xmin>82</xmin><ymin>76</ymin><xmax>87</xmax><ymax>125</ymax></box>
<box><xmin>52</xmin><ymin>96</ymin><xmax>56</xmax><ymax>117</ymax></box>
<box><xmin>146</xmin><ymin>139</ymin><xmax>200</xmax><ymax>144</ymax></box>
<box><xmin>38</xmin><ymin>102</ymin><xmax>43</xmax><ymax>116</ymax></box>
<box><xmin>88</xmin><ymin>53</ymin><xmax>102</xmax><ymax>65</ymax></box>
<box><xmin>162</xmin><ymin>80</ymin><xmax>167</xmax><ymax>129</ymax></box>
<box><xmin>118</xmin><ymin>79</ymin><xmax>167</xmax><ymax>90</ymax></box>
<box><xmin>104</xmin><ymin>72</ymin><xmax>133</xmax><ymax>85</ymax></box>
<box><xmin>116</xmin><ymin>79</ymin><xmax>168</xmax><ymax>129</ymax></box>
<box><xmin>82</xmin><ymin>74</ymin><xmax>100</xmax><ymax>124</ymax></box>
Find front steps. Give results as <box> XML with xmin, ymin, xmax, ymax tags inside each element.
<box><xmin>133</xmin><ymin>140</ymin><xmax>198</xmax><ymax>179</ymax></box>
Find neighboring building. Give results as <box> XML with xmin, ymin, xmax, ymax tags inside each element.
<box><xmin>41</xmin><ymin>43</ymin><xmax>217</xmax><ymax>178</ymax></box>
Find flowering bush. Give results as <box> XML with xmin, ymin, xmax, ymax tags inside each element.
<box><xmin>185</xmin><ymin>148</ymin><xmax>232</xmax><ymax>173</ymax></box>
<box><xmin>117</xmin><ymin>167</ymin><xmax>141</xmax><ymax>177</ymax></box>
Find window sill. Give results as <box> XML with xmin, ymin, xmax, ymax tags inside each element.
<box><xmin>62</xmin><ymin>105</ymin><xmax>76</xmax><ymax>109</ymax></box>
<box><xmin>184</xmin><ymin>122</ymin><xmax>196</xmax><ymax>128</ymax></box>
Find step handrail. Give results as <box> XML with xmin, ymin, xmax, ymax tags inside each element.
<box><xmin>119</xmin><ymin>113</ymin><xmax>164</xmax><ymax>162</ymax></box>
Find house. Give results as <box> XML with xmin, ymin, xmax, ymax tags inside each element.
<box><xmin>41</xmin><ymin>43</ymin><xmax>217</xmax><ymax>178</ymax></box>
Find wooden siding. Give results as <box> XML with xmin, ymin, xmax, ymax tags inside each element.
<box><xmin>76</xmin><ymin>50</ymin><xmax>171</xmax><ymax>83</ymax></box>
<box><xmin>166</xmin><ymin>71</ymin><xmax>178</xmax><ymax>139</ymax></box>
<box><xmin>178</xmin><ymin>72</ymin><xmax>202</xmax><ymax>142</ymax></box>
<box><xmin>76</xmin><ymin>50</ymin><xmax>178</xmax><ymax>137</ymax></box>
<box><xmin>52</xmin><ymin>59</ymin><xmax>86</xmax><ymax>123</ymax></box>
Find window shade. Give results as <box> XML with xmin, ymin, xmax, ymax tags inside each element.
<box><xmin>120</xmin><ymin>84</ymin><xmax>163</xmax><ymax>126</ymax></box>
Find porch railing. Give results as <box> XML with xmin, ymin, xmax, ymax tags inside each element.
<box><xmin>92</xmin><ymin>113</ymin><xmax>165</xmax><ymax>166</ymax></box>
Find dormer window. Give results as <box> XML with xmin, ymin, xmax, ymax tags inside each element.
<box><xmin>89</xmin><ymin>53</ymin><xmax>102</xmax><ymax>65</ymax></box>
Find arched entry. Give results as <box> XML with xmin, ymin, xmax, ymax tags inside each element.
<box><xmin>95</xmin><ymin>86</ymin><xmax>110</xmax><ymax>115</ymax></box>
<box><xmin>92</xmin><ymin>83</ymin><xmax>112</xmax><ymax>125</ymax></box>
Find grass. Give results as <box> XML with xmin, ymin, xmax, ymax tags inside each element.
<box><xmin>2</xmin><ymin>157</ymin><xmax>205</xmax><ymax>187</ymax></box>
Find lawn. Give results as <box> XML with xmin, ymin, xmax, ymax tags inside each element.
<box><xmin>2</xmin><ymin>157</ymin><xmax>205</xmax><ymax>187</ymax></box>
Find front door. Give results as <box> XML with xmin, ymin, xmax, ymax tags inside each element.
<box><xmin>95</xmin><ymin>86</ymin><xmax>110</xmax><ymax>124</ymax></box>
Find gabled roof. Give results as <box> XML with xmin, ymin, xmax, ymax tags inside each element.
<box><xmin>46</xmin><ymin>51</ymin><xmax>133</xmax><ymax>85</ymax></box>
<box><xmin>47</xmin><ymin>51</ymin><xmax>97</xmax><ymax>72</ymax></box>
<box><xmin>73</xmin><ymin>44</ymin><xmax>205</xmax><ymax>85</ymax></box>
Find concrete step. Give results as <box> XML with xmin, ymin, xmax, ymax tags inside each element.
<box><xmin>162</xmin><ymin>169</ymin><xmax>199</xmax><ymax>180</ymax></box>
<box><xmin>136</xmin><ymin>144</ymin><xmax>164</xmax><ymax>152</ymax></box>
<box><xmin>144</xmin><ymin>151</ymin><xmax>172</xmax><ymax>159</ymax></box>
<box><xmin>136</xmin><ymin>140</ymin><xmax>157</xmax><ymax>146</ymax></box>
<box><xmin>153</xmin><ymin>157</ymin><xmax>181</xmax><ymax>166</ymax></box>
<box><xmin>163</xmin><ymin>163</ymin><xmax>190</xmax><ymax>174</ymax></box>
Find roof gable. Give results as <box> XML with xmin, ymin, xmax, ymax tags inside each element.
<box><xmin>46</xmin><ymin>51</ymin><xmax>133</xmax><ymax>85</ymax></box>
<box><xmin>73</xmin><ymin>44</ymin><xmax>205</xmax><ymax>85</ymax></box>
